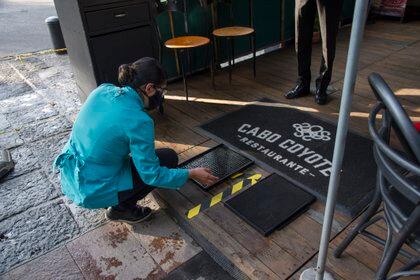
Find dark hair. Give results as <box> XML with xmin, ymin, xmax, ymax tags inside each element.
<box><xmin>118</xmin><ymin>57</ymin><xmax>166</xmax><ymax>89</ymax></box>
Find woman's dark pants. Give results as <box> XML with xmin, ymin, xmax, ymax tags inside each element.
<box><xmin>116</xmin><ymin>148</ymin><xmax>179</xmax><ymax>209</ymax></box>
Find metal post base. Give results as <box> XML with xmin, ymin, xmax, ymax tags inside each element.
<box><xmin>300</xmin><ymin>268</ymin><xmax>335</xmax><ymax>280</ymax></box>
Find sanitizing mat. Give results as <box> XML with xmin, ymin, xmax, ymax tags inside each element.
<box><xmin>180</xmin><ymin>145</ymin><xmax>253</xmax><ymax>190</ymax></box>
<box><xmin>225</xmin><ymin>174</ymin><xmax>315</xmax><ymax>236</ymax></box>
<box><xmin>198</xmin><ymin>99</ymin><xmax>377</xmax><ymax>217</ymax></box>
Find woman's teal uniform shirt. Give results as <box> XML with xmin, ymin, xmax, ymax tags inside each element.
<box><xmin>54</xmin><ymin>84</ymin><xmax>189</xmax><ymax>209</ymax></box>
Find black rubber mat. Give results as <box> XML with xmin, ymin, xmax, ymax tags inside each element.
<box><xmin>199</xmin><ymin>98</ymin><xmax>377</xmax><ymax>217</ymax></box>
<box><xmin>180</xmin><ymin>144</ymin><xmax>253</xmax><ymax>190</ymax></box>
<box><xmin>163</xmin><ymin>251</ymin><xmax>234</xmax><ymax>280</ymax></box>
<box><xmin>225</xmin><ymin>174</ymin><xmax>315</xmax><ymax>236</ymax></box>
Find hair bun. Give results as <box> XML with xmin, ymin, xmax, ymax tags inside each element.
<box><xmin>118</xmin><ymin>63</ymin><xmax>136</xmax><ymax>86</ymax></box>
<box><xmin>117</xmin><ymin>57</ymin><xmax>166</xmax><ymax>89</ymax></box>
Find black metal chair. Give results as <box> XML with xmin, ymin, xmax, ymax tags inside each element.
<box><xmin>334</xmin><ymin>73</ymin><xmax>420</xmax><ymax>280</ymax></box>
<box><xmin>210</xmin><ymin>0</ymin><xmax>256</xmax><ymax>84</ymax></box>
<box><xmin>154</xmin><ymin>0</ymin><xmax>214</xmax><ymax>101</ymax></box>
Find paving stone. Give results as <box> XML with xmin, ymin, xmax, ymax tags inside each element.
<box><xmin>0</xmin><ymin>171</ymin><xmax>59</xmax><ymax>221</ymax></box>
<box><xmin>0</xmin><ymin>114</ymin><xmax>11</xmax><ymax>131</ymax></box>
<box><xmin>67</xmin><ymin>222</ymin><xmax>164</xmax><ymax>280</ymax></box>
<box><xmin>0</xmin><ymin>83</ymin><xmax>32</xmax><ymax>101</ymax></box>
<box><xmin>6</xmin><ymin>103</ymin><xmax>58</xmax><ymax>127</ymax></box>
<box><xmin>38</xmin><ymin>67</ymin><xmax>60</xmax><ymax>80</ymax></box>
<box><xmin>48</xmin><ymin>171</ymin><xmax>62</xmax><ymax>190</ymax></box>
<box><xmin>5</xmin><ymin>57</ymin><xmax>82</xmax><ymax>125</ymax></box>
<box><xmin>0</xmin><ymin>200</ymin><xmax>80</xmax><ymax>274</ymax></box>
<box><xmin>0</xmin><ymin>130</ymin><xmax>23</xmax><ymax>149</ymax></box>
<box><xmin>30</xmin><ymin>132</ymin><xmax>69</xmax><ymax>182</ymax></box>
<box><xmin>163</xmin><ymin>251</ymin><xmax>234</xmax><ymax>280</ymax></box>
<box><xmin>0</xmin><ymin>93</ymin><xmax>45</xmax><ymax>114</ymax></box>
<box><xmin>3</xmin><ymin>246</ymin><xmax>84</xmax><ymax>280</ymax></box>
<box><xmin>17</xmin><ymin>116</ymin><xmax>72</xmax><ymax>143</ymax></box>
<box><xmin>66</xmin><ymin>110</ymin><xmax>79</xmax><ymax>124</ymax></box>
<box><xmin>38</xmin><ymin>83</ymin><xmax>80</xmax><ymax>124</ymax></box>
<box><xmin>63</xmin><ymin>197</ymin><xmax>107</xmax><ymax>234</ymax></box>
<box><xmin>0</xmin><ymin>64</ymin><xmax>32</xmax><ymax>101</ymax></box>
<box><xmin>8</xmin><ymin>58</ymin><xmax>49</xmax><ymax>84</ymax></box>
<box><xmin>129</xmin><ymin>210</ymin><xmax>202</xmax><ymax>273</ymax></box>
<box><xmin>30</xmin><ymin>132</ymin><xmax>69</xmax><ymax>169</ymax></box>
<box><xmin>36</xmin><ymin>56</ymin><xmax>76</xmax><ymax>86</ymax></box>
<box><xmin>3</xmin><ymin>146</ymin><xmax>39</xmax><ymax>180</ymax></box>
<box><xmin>18</xmin><ymin>57</ymin><xmax>81</xmax><ymax>122</ymax></box>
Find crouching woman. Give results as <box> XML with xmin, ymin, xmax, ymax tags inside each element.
<box><xmin>54</xmin><ymin>57</ymin><xmax>217</xmax><ymax>224</ymax></box>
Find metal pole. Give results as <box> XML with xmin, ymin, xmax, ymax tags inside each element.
<box><xmin>313</xmin><ymin>0</ymin><xmax>370</xmax><ymax>279</ymax></box>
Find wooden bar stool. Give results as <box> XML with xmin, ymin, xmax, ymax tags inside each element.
<box><xmin>211</xmin><ymin>0</ymin><xmax>256</xmax><ymax>84</ymax></box>
<box><xmin>155</xmin><ymin>0</ymin><xmax>214</xmax><ymax>101</ymax></box>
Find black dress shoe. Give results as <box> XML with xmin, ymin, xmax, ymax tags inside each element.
<box><xmin>314</xmin><ymin>87</ymin><xmax>328</xmax><ymax>105</ymax></box>
<box><xmin>284</xmin><ymin>81</ymin><xmax>310</xmax><ymax>99</ymax></box>
<box><xmin>315</xmin><ymin>78</ymin><xmax>321</xmax><ymax>91</ymax></box>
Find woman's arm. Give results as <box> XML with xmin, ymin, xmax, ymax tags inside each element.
<box><xmin>126</xmin><ymin>113</ymin><xmax>218</xmax><ymax>187</ymax></box>
<box><xmin>127</xmin><ymin>117</ymin><xmax>189</xmax><ymax>188</ymax></box>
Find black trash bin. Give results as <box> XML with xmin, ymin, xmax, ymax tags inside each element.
<box><xmin>45</xmin><ymin>16</ymin><xmax>66</xmax><ymax>54</ymax></box>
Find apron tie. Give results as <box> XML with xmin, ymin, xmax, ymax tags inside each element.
<box><xmin>53</xmin><ymin>141</ymin><xmax>85</xmax><ymax>182</ymax></box>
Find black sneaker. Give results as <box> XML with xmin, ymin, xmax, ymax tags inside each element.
<box><xmin>105</xmin><ymin>205</ymin><xmax>153</xmax><ymax>224</ymax></box>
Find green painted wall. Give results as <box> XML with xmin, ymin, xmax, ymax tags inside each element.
<box><xmin>156</xmin><ymin>0</ymin><xmax>356</xmax><ymax>79</ymax></box>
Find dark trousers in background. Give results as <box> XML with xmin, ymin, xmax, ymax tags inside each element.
<box><xmin>116</xmin><ymin>148</ymin><xmax>179</xmax><ymax>209</ymax></box>
<box><xmin>295</xmin><ymin>0</ymin><xmax>344</xmax><ymax>89</ymax></box>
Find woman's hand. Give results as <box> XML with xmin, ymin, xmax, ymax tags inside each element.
<box><xmin>189</xmin><ymin>168</ymin><xmax>219</xmax><ymax>186</ymax></box>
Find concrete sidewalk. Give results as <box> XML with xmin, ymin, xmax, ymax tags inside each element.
<box><xmin>0</xmin><ymin>54</ymin><xmax>233</xmax><ymax>279</ymax></box>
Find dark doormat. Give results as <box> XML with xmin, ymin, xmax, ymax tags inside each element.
<box><xmin>225</xmin><ymin>174</ymin><xmax>315</xmax><ymax>236</ymax></box>
<box><xmin>163</xmin><ymin>251</ymin><xmax>234</xmax><ymax>280</ymax></box>
<box><xmin>199</xmin><ymin>99</ymin><xmax>376</xmax><ymax>217</ymax></box>
<box><xmin>180</xmin><ymin>144</ymin><xmax>253</xmax><ymax>190</ymax></box>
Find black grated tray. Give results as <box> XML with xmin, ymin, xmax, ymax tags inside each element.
<box><xmin>179</xmin><ymin>144</ymin><xmax>254</xmax><ymax>190</ymax></box>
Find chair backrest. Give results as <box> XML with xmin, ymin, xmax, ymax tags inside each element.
<box><xmin>154</xmin><ymin>1</ymin><xmax>188</xmax><ymax>42</ymax></box>
<box><xmin>211</xmin><ymin>0</ymin><xmax>254</xmax><ymax>30</ymax></box>
<box><xmin>368</xmin><ymin>73</ymin><xmax>420</xmax><ymax>162</ymax></box>
<box><xmin>188</xmin><ymin>1</ymin><xmax>212</xmax><ymax>36</ymax></box>
<box><xmin>368</xmin><ymin>73</ymin><xmax>420</xmax><ymax>231</ymax></box>
<box><xmin>154</xmin><ymin>0</ymin><xmax>211</xmax><ymax>41</ymax></box>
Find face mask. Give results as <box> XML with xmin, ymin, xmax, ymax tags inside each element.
<box><xmin>144</xmin><ymin>87</ymin><xmax>166</xmax><ymax>111</ymax></box>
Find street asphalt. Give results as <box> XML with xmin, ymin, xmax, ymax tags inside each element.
<box><xmin>0</xmin><ymin>0</ymin><xmax>57</xmax><ymax>57</ymax></box>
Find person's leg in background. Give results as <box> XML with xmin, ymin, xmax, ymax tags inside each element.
<box><xmin>106</xmin><ymin>148</ymin><xmax>179</xmax><ymax>223</ymax></box>
<box><xmin>314</xmin><ymin>0</ymin><xmax>344</xmax><ymax>105</ymax></box>
<box><xmin>285</xmin><ymin>0</ymin><xmax>317</xmax><ymax>99</ymax></box>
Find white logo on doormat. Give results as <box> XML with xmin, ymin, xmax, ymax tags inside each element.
<box><xmin>293</xmin><ymin>123</ymin><xmax>331</xmax><ymax>142</ymax></box>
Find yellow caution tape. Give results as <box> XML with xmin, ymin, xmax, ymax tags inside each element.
<box><xmin>187</xmin><ymin>173</ymin><xmax>262</xmax><ymax>219</ymax></box>
<box><xmin>0</xmin><ymin>48</ymin><xmax>68</xmax><ymax>62</ymax></box>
